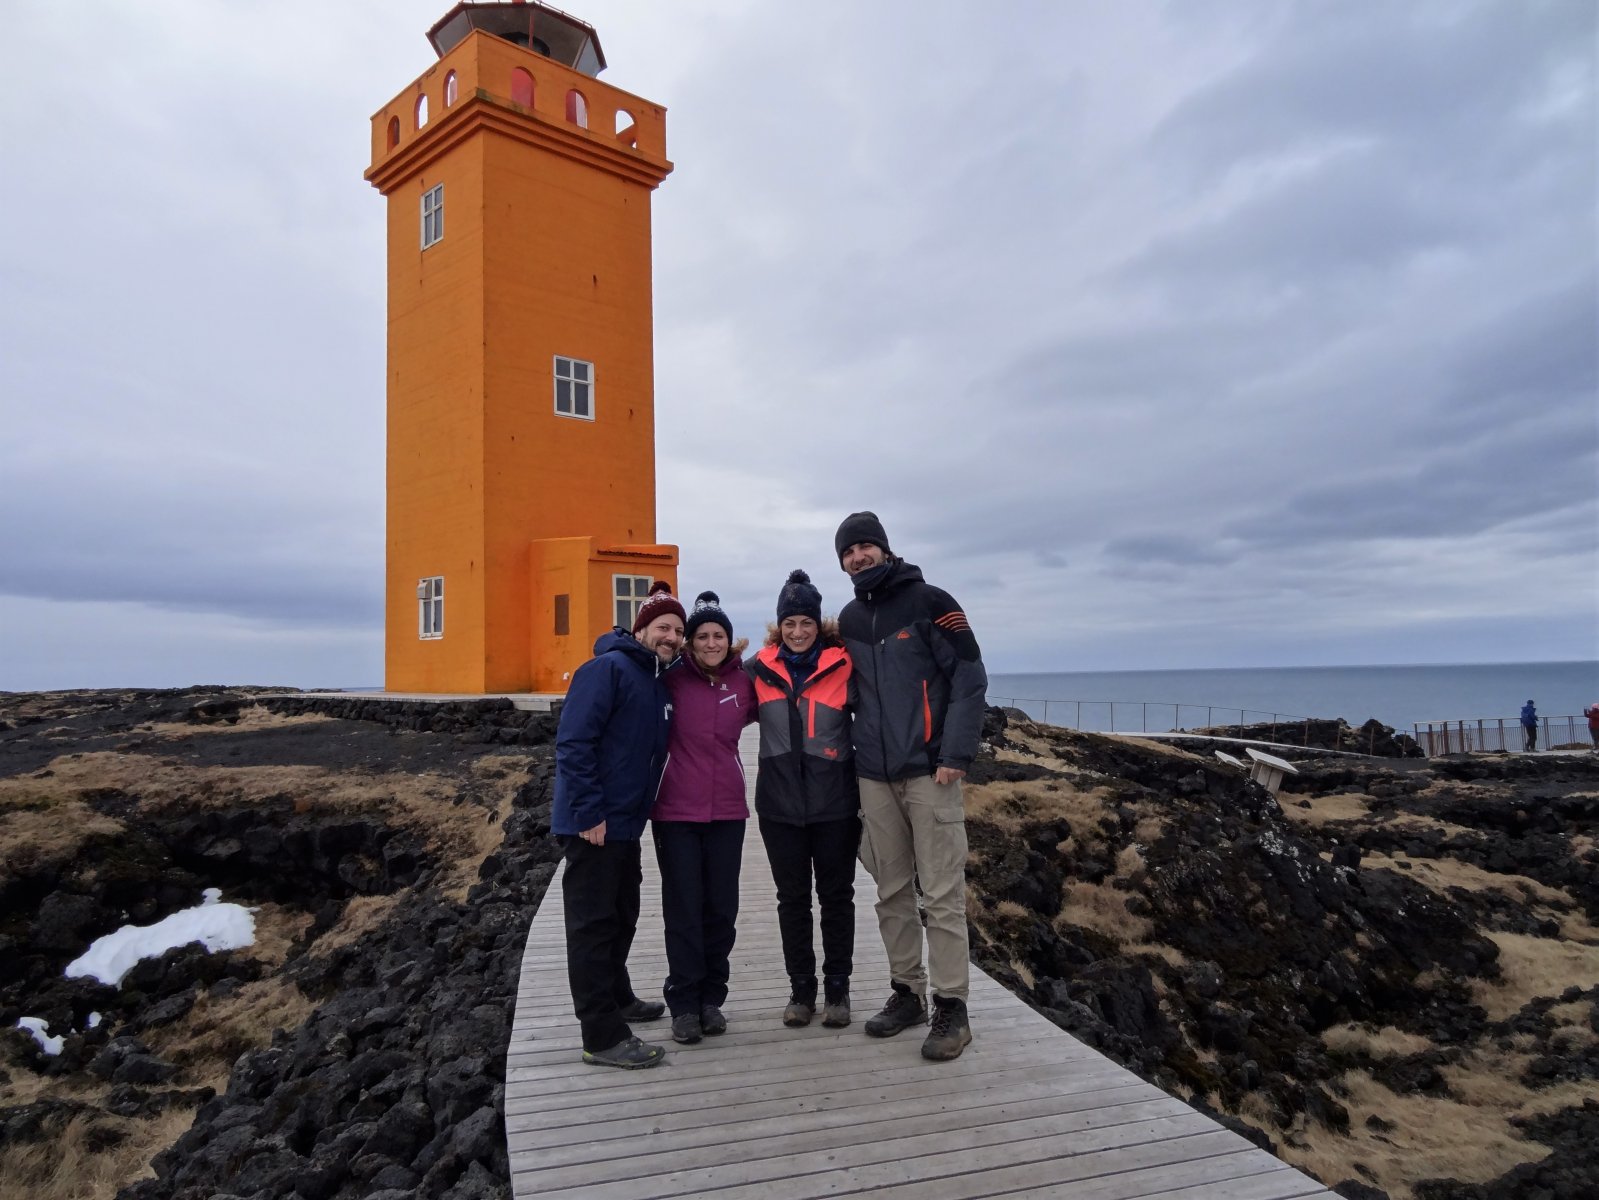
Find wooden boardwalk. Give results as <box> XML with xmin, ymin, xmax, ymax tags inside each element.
<box><xmin>507</xmin><ymin>731</ymin><xmax>1337</xmax><ymax>1199</ymax></box>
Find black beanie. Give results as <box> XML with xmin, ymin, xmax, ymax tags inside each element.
<box><xmin>834</xmin><ymin>511</ymin><xmax>891</xmax><ymax>564</ymax></box>
<box><xmin>776</xmin><ymin>569</ymin><xmax>822</xmax><ymax>624</ymax></box>
<box><xmin>684</xmin><ymin>590</ymin><xmax>733</xmax><ymax>641</ymax></box>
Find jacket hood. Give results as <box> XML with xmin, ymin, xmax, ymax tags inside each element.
<box><xmin>852</xmin><ymin>557</ymin><xmax>924</xmax><ymax>603</ymax></box>
<box><xmin>593</xmin><ymin>627</ymin><xmax>661</xmax><ymax>672</ymax></box>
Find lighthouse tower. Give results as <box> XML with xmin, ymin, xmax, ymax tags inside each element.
<box><xmin>365</xmin><ymin>1</ymin><xmax>676</xmax><ymax>694</ymax></box>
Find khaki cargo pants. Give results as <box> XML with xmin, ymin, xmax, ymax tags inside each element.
<box><xmin>857</xmin><ymin>774</ymin><xmax>969</xmax><ymax>1002</ymax></box>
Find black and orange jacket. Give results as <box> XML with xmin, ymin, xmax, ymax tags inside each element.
<box><xmin>748</xmin><ymin>641</ymin><xmax>859</xmax><ymax>826</ymax></box>
<box><xmin>838</xmin><ymin>559</ymin><xmax>988</xmax><ymax>782</ymax></box>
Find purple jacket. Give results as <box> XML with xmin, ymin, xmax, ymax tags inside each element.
<box><xmin>651</xmin><ymin>654</ymin><xmax>757</xmax><ymax>823</ymax></box>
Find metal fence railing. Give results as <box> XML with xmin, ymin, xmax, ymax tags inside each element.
<box><xmin>1413</xmin><ymin>716</ymin><xmax>1591</xmax><ymax>756</ymax></box>
<box><xmin>987</xmin><ymin>697</ymin><xmax>1317</xmax><ymax>742</ymax></box>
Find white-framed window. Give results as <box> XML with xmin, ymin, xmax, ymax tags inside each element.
<box><xmin>613</xmin><ymin>574</ymin><xmax>651</xmax><ymax>630</ymax></box>
<box><xmin>421</xmin><ymin>184</ymin><xmax>444</xmax><ymax>249</ymax></box>
<box><xmin>554</xmin><ymin>356</ymin><xmax>594</xmax><ymax>420</ymax></box>
<box><xmin>418</xmin><ymin>576</ymin><xmax>444</xmax><ymax>639</ymax></box>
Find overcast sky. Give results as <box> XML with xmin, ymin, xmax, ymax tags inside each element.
<box><xmin>3</xmin><ymin>0</ymin><xmax>1595</xmax><ymax>690</ymax></box>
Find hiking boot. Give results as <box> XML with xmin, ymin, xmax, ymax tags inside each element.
<box><xmin>700</xmin><ymin>1006</ymin><xmax>727</xmax><ymax>1036</ymax></box>
<box><xmin>821</xmin><ymin>976</ymin><xmax>850</xmax><ymax>1028</ymax></box>
<box><xmin>783</xmin><ymin>975</ymin><xmax>817</xmax><ymax>1027</ymax></box>
<box><xmin>864</xmin><ymin>981</ymin><xmax>926</xmax><ymax>1038</ymax></box>
<box><xmin>618</xmin><ymin>998</ymin><xmax>665</xmax><ymax>1022</ymax></box>
<box><xmin>582</xmin><ymin>1035</ymin><xmax>665</xmax><ymax>1069</ymax></box>
<box><xmin>921</xmin><ymin>996</ymin><xmax>972</xmax><ymax>1061</ymax></box>
<box><xmin>671</xmin><ymin>1012</ymin><xmax>703</xmax><ymax>1044</ymax></box>
<box><xmin>783</xmin><ymin>994</ymin><xmax>815</xmax><ymax>1027</ymax></box>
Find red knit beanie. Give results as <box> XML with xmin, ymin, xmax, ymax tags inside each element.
<box><xmin>631</xmin><ymin>580</ymin><xmax>686</xmax><ymax>635</ymax></box>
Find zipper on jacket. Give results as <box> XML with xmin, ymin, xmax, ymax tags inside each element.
<box><xmin>651</xmin><ymin>751</ymin><xmax>672</xmax><ymax>806</ymax></box>
<box><xmin>922</xmin><ymin>679</ymin><xmax>932</xmax><ymax>743</ymax></box>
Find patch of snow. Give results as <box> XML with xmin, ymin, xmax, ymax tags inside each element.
<box><xmin>202</xmin><ymin>887</ymin><xmax>222</xmax><ymax>906</ymax></box>
<box><xmin>64</xmin><ymin>892</ymin><xmax>256</xmax><ymax>988</ymax></box>
<box><xmin>86</xmin><ymin>1011</ymin><xmax>102</xmax><ymax>1029</ymax></box>
<box><xmin>18</xmin><ymin>1017</ymin><xmax>63</xmax><ymax>1056</ymax></box>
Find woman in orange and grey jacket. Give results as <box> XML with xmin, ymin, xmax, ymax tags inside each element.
<box><xmin>748</xmin><ymin>569</ymin><xmax>859</xmax><ymax>1029</ymax></box>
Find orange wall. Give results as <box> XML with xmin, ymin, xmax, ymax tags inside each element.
<box><xmin>479</xmin><ymin>132</ymin><xmax>661</xmax><ymax>690</ymax></box>
<box><xmin>384</xmin><ymin>135</ymin><xmax>488</xmax><ymax>694</ymax></box>
<box><xmin>369</xmin><ymin>30</ymin><xmax>673</xmax><ymax>695</ymax></box>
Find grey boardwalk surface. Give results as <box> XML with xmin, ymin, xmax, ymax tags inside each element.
<box><xmin>508</xmin><ymin>730</ymin><xmax>1336</xmax><ymax>1199</ymax></box>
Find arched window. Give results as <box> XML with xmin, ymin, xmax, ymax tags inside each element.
<box><xmin>387</xmin><ymin>116</ymin><xmax>400</xmax><ymax>149</ymax></box>
<box><xmin>614</xmin><ymin>108</ymin><xmax>637</xmax><ymax>146</ymax></box>
<box><xmin>415</xmin><ymin>93</ymin><xmax>429</xmax><ymax>129</ymax></box>
<box><xmin>444</xmin><ymin>70</ymin><xmax>458</xmax><ymax>107</ymax></box>
<box><xmin>565</xmin><ymin>89</ymin><xmax>588</xmax><ymax>129</ymax></box>
<box><xmin>511</xmin><ymin>68</ymin><xmax>534</xmax><ymax>108</ymax></box>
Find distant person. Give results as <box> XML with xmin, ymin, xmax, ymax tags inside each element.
<box><xmin>1520</xmin><ymin>699</ymin><xmax>1538</xmax><ymax>752</ymax></box>
<box><xmin>749</xmin><ymin>570</ymin><xmax>859</xmax><ymax>1029</ymax></box>
<box><xmin>552</xmin><ymin>581</ymin><xmax>683</xmax><ymax>1069</ymax></box>
<box><xmin>650</xmin><ymin>591</ymin><xmax>756</xmax><ymax>1045</ymax></box>
<box><xmin>835</xmin><ymin>512</ymin><xmax>988</xmax><ymax>1061</ymax></box>
<box><xmin>1586</xmin><ymin>702</ymin><xmax>1599</xmax><ymax>751</ymax></box>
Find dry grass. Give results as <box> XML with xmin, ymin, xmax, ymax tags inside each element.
<box><xmin>308</xmin><ymin>892</ymin><xmax>406</xmax><ymax>956</ymax></box>
<box><xmin>1472</xmin><ymin>931</ymin><xmax>1599</xmax><ymax>1020</ymax></box>
<box><xmin>1263</xmin><ymin>1069</ymin><xmax>1550</xmax><ymax>1200</ymax></box>
<box><xmin>149</xmin><ymin>977</ymin><xmax>314</xmax><ymax>1075</ymax></box>
<box><xmin>1321</xmin><ymin>1023</ymin><xmax>1435</xmax><ymax>1058</ymax></box>
<box><xmin>3</xmin><ymin>753</ymin><xmax>514</xmax><ymax>898</ymax></box>
<box><xmin>141</xmin><ymin>704</ymin><xmax>337</xmax><ymax>738</ymax></box>
<box><xmin>1279</xmin><ymin>792</ymin><xmax>1373</xmax><ymax>825</ymax></box>
<box><xmin>0</xmin><ymin>800</ymin><xmax>125</xmax><ymax>885</ymax></box>
<box><xmin>238</xmin><ymin>901</ymin><xmax>315</xmax><ymax>968</ymax></box>
<box><xmin>1055</xmin><ymin>881</ymin><xmax>1154</xmax><ymax>944</ymax></box>
<box><xmin>0</xmin><ymin>1106</ymin><xmax>197</xmax><ymax>1200</ymax></box>
<box><xmin>966</xmin><ymin>778</ymin><xmax>1120</xmax><ymax>853</ymax></box>
<box><xmin>1361</xmin><ymin>852</ymin><xmax>1599</xmax><ymax>943</ymax></box>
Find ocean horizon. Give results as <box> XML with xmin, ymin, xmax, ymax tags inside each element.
<box><xmin>986</xmin><ymin>660</ymin><xmax>1599</xmax><ymax>735</ymax></box>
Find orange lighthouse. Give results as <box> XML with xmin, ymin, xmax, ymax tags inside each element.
<box><xmin>365</xmin><ymin>1</ymin><xmax>676</xmax><ymax>695</ymax></box>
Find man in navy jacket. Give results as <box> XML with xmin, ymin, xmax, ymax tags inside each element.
<box><xmin>554</xmin><ymin>581</ymin><xmax>683</xmax><ymax>1068</ymax></box>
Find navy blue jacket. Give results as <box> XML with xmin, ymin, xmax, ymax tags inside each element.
<box><xmin>553</xmin><ymin>629</ymin><xmax>674</xmax><ymax>841</ymax></box>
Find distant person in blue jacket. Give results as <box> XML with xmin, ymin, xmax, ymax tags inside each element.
<box><xmin>553</xmin><ymin>581</ymin><xmax>684</xmax><ymax>1069</ymax></box>
<box><xmin>1520</xmin><ymin>700</ymin><xmax>1537</xmax><ymax>752</ymax></box>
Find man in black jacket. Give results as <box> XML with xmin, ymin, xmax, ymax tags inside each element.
<box><xmin>835</xmin><ymin>511</ymin><xmax>988</xmax><ymax>1060</ymax></box>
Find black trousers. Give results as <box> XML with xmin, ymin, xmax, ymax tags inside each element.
<box><xmin>561</xmin><ymin>836</ymin><xmax>644</xmax><ymax>1053</ymax></box>
<box><xmin>758</xmin><ymin>815</ymin><xmax>860</xmax><ymax>988</ymax></box>
<box><xmin>1524</xmin><ymin>724</ymin><xmax>1538</xmax><ymax>751</ymax></box>
<box><xmin>652</xmin><ymin>820</ymin><xmax>746</xmax><ymax>1016</ymax></box>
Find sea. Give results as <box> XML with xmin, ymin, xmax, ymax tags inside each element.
<box><xmin>985</xmin><ymin>661</ymin><xmax>1599</xmax><ymax>735</ymax></box>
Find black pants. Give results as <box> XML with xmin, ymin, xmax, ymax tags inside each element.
<box><xmin>561</xmin><ymin>836</ymin><xmax>644</xmax><ymax>1053</ymax></box>
<box><xmin>652</xmin><ymin>820</ymin><xmax>745</xmax><ymax>1016</ymax></box>
<box><xmin>759</xmin><ymin>815</ymin><xmax>859</xmax><ymax>988</ymax></box>
<box><xmin>1524</xmin><ymin>725</ymin><xmax>1537</xmax><ymax>751</ymax></box>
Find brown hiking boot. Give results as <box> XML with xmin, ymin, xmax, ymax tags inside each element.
<box><xmin>921</xmin><ymin>995</ymin><xmax>972</xmax><ymax>1061</ymax></box>
<box><xmin>864</xmin><ymin>981</ymin><xmax>926</xmax><ymax>1038</ymax></box>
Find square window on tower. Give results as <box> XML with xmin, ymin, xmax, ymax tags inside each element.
<box><xmin>554</xmin><ymin>356</ymin><xmax>595</xmax><ymax>420</ymax></box>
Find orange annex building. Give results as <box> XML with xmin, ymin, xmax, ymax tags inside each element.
<box><xmin>365</xmin><ymin>1</ymin><xmax>676</xmax><ymax>695</ymax></box>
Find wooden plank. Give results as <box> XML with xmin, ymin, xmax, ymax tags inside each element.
<box><xmin>508</xmin><ymin>727</ymin><xmax>1336</xmax><ymax>1200</ymax></box>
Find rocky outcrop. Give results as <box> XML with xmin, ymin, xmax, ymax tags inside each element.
<box><xmin>965</xmin><ymin>712</ymin><xmax>1598</xmax><ymax>1199</ymax></box>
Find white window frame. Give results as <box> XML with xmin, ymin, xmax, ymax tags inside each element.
<box><xmin>613</xmin><ymin>574</ymin><xmax>651</xmax><ymax>630</ymax></box>
<box><xmin>418</xmin><ymin>576</ymin><xmax>444</xmax><ymax>639</ymax></box>
<box><xmin>554</xmin><ymin>355</ymin><xmax>595</xmax><ymax>421</ymax></box>
<box><xmin>420</xmin><ymin>184</ymin><xmax>444</xmax><ymax>249</ymax></box>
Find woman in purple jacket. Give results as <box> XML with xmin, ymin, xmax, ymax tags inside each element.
<box><xmin>650</xmin><ymin>591</ymin><xmax>757</xmax><ymax>1044</ymax></box>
